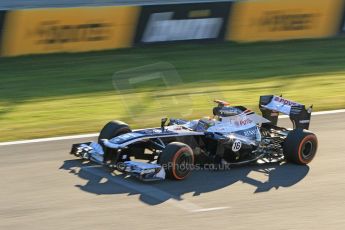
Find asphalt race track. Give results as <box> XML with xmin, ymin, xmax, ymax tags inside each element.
<box><xmin>0</xmin><ymin>112</ymin><xmax>344</xmax><ymax>230</ymax></box>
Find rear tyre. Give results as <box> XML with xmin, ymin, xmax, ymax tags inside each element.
<box><xmin>283</xmin><ymin>129</ymin><xmax>318</xmax><ymax>165</ymax></box>
<box><xmin>98</xmin><ymin>120</ymin><xmax>131</xmax><ymax>144</ymax></box>
<box><xmin>158</xmin><ymin>142</ymin><xmax>194</xmax><ymax>180</ymax></box>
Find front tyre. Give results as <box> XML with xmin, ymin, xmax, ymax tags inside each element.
<box><xmin>158</xmin><ymin>142</ymin><xmax>194</xmax><ymax>180</ymax></box>
<box><xmin>283</xmin><ymin>129</ymin><xmax>318</xmax><ymax>165</ymax></box>
<box><xmin>98</xmin><ymin>120</ymin><xmax>131</xmax><ymax>165</ymax></box>
<box><xmin>98</xmin><ymin>120</ymin><xmax>131</xmax><ymax>144</ymax></box>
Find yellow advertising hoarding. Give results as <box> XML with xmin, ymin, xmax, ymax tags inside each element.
<box><xmin>1</xmin><ymin>6</ymin><xmax>139</xmax><ymax>56</ymax></box>
<box><xmin>228</xmin><ymin>0</ymin><xmax>344</xmax><ymax>42</ymax></box>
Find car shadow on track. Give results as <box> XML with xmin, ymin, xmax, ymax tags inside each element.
<box><xmin>60</xmin><ymin>159</ymin><xmax>309</xmax><ymax>205</ymax></box>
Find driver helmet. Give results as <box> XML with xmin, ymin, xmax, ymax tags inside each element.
<box><xmin>200</xmin><ymin>117</ymin><xmax>215</xmax><ymax>126</ymax></box>
<box><xmin>195</xmin><ymin>117</ymin><xmax>215</xmax><ymax>131</ymax></box>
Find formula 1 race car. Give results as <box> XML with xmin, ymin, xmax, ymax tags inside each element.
<box><xmin>70</xmin><ymin>95</ymin><xmax>318</xmax><ymax>181</ymax></box>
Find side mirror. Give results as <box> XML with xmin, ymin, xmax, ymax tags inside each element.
<box><xmin>161</xmin><ymin>117</ymin><xmax>168</xmax><ymax>131</ymax></box>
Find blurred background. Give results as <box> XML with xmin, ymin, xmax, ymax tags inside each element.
<box><xmin>1</xmin><ymin>2</ymin><xmax>345</xmax><ymax>230</ymax></box>
<box><xmin>0</xmin><ymin>0</ymin><xmax>344</xmax><ymax>141</ymax></box>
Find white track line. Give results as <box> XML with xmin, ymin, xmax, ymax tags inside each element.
<box><xmin>279</xmin><ymin>109</ymin><xmax>345</xmax><ymax>118</ymax></box>
<box><xmin>191</xmin><ymin>207</ymin><xmax>230</xmax><ymax>212</ymax></box>
<box><xmin>1</xmin><ymin>109</ymin><xmax>344</xmax><ymax>146</ymax></box>
<box><xmin>0</xmin><ymin>133</ymin><xmax>98</xmax><ymax>146</ymax></box>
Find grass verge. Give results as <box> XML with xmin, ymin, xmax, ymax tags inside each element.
<box><xmin>0</xmin><ymin>38</ymin><xmax>345</xmax><ymax>141</ymax></box>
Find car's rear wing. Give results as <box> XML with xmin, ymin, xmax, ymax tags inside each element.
<box><xmin>259</xmin><ymin>95</ymin><xmax>312</xmax><ymax>130</ymax></box>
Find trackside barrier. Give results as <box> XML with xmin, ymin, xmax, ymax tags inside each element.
<box><xmin>0</xmin><ymin>6</ymin><xmax>139</xmax><ymax>56</ymax></box>
<box><xmin>0</xmin><ymin>10</ymin><xmax>6</xmax><ymax>55</ymax></box>
<box><xmin>338</xmin><ymin>3</ymin><xmax>345</xmax><ymax>34</ymax></box>
<box><xmin>0</xmin><ymin>0</ymin><xmax>345</xmax><ymax>57</ymax></box>
<box><xmin>228</xmin><ymin>0</ymin><xmax>345</xmax><ymax>42</ymax></box>
<box><xmin>134</xmin><ymin>2</ymin><xmax>232</xmax><ymax>44</ymax></box>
